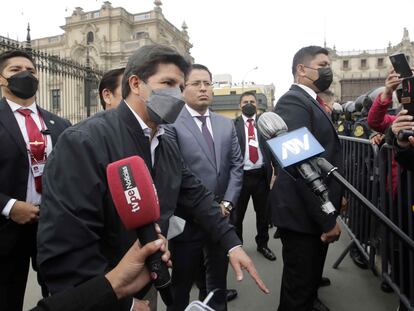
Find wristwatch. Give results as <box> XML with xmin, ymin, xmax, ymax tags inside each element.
<box><xmin>222</xmin><ymin>201</ymin><xmax>233</xmax><ymax>211</ymax></box>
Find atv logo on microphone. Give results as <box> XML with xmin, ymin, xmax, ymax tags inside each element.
<box><xmin>266</xmin><ymin>127</ymin><xmax>325</xmax><ymax>168</ymax></box>
<box><xmin>281</xmin><ymin>134</ymin><xmax>310</xmax><ymax>160</ymax></box>
<box><xmin>119</xmin><ymin>164</ymin><xmax>141</xmax><ymax>213</ymax></box>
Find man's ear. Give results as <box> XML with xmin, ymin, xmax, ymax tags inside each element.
<box><xmin>128</xmin><ymin>75</ymin><xmax>141</xmax><ymax>95</ymax></box>
<box><xmin>296</xmin><ymin>64</ymin><xmax>306</xmax><ymax>77</ymax></box>
<box><xmin>102</xmin><ymin>89</ymin><xmax>112</xmax><ymax>107</ymax></box>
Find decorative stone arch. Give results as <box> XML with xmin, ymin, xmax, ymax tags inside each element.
<box><xmin>70</xmin><ymin>44</ymin><xmax>99</xmax><ymax>69</ymax></box>
<box><xmin>80</xmin><ymin>23</ymin><xmax>99</xmax><ymax>45</ymax></box>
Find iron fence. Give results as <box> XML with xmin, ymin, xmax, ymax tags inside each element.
<box><xmin>379</xmin><ymin>144</ymin><xmax>414</xmax><ymax>310</ymax></box>
<box><xmin>336</xmin><ymin>135</ymin><xmax>414</xmax><ymax>310</ymax></box>
<box><xmin>0</xmin><ymin>36</ymin><xmax>103</xmax><ymax>124</ymax></box>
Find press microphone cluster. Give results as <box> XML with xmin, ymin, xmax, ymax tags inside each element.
<box><xmin>106</xmin><ymin>156</ymin><xmax>173</xmax><ymax>306</ymax></box>
<box><xmin>257</xmin><ymin>112</ymin><xmax>336</xmax><ymax>215</ymax></box>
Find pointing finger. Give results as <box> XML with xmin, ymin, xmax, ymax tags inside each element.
<box><xmin>246</xmin><ymin>264</ymin><xmax>270</xmax><ymax>293</ymax></box>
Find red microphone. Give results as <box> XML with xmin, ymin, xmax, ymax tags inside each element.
<box><xmin>106</xmin><ymin>156</ymin><xmax>173</xmax><ymax>305</ymax></box>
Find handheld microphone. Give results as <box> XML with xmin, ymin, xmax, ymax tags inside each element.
<box><xmin>106</xmin><ymin>156</ymin><xmax>173</xmax><ymax>306</ymax></box>
<box><xmin>257</xmin><ymin>112</ymin><xmax>336</xmax><ymax>215</ymax></box>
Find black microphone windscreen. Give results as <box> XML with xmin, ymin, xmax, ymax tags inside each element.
<box><xmin>257</xmin><ymin>112</ymin><xmax>288</xmax><ymax>139</ymax></box>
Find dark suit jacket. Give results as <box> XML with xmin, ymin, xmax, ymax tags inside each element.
<box><xmin>0</xmin><ymin>97</ymin><xmax>70</xmax><ymax>255</ymax></box>
<box><xmin>165</xmin><ymin>107</ymin><xmax>243</xmax><ymax>240</ymax></box>
<box><xmin>271</xmin><ymin>84</ymin><xmax>343</xmax><ymax>235</ymax></box>
<box><xmin>234</xmin><ymin>115</ymin><xmax>273</xmax><ymax>186</ymax></box>
<box><xmin>31</xmin><ymin>276</ymin><xmax>118</xmax><ymax>311</ymax></box>
<box><xmin>37</xmin><ymin>101</ymin><xmax>240</xmax><ymax>297</ymax></box>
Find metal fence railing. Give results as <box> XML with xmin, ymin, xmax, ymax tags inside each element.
<box><xmin>0</xmin><ymin>35</ymin><xmax>103</xmax><ymax>124</ymax></box>
<box><xmin>335</xmin><ymin>136</ymin><xmax>414</xmax><ymax>310</ymax></box>
<box><xmin>379</xmin><ymin>144</ymin><xmax>414</xmax><ymax>310</ymax></box>
<box><xmin>333</xmin><ymin>136</ymin><xmax>380</xmax><ymax>272</ymax></box>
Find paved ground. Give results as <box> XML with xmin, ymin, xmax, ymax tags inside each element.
<box><xmin>24</xmin><ymin>201</ymin><xmax>399</xmax><ymax>310</ymax></box>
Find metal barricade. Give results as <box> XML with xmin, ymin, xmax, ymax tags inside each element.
<box><xmin>379</xmin><ymin>144</ymin><xmax>414</xmax><ymax>310</ymax></box>
<box><xmin>334</xmin><ymin>136</ymin><xmax>380</xmax><ymax>272</ymax></box>
<box><xmin>335</xmin><ymin>136</ymin><xmax>413</xmax><ymax>310</ymax></box>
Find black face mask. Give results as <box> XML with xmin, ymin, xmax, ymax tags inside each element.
<box><xmin>145</xmin><ymin>87</ymin><xmax>185</xmax><ymax>125</ymax></box>
<box><xmin>312</xmin><ymin>67</ymin><xmax>333</xmax><ymax>92</ymax></box>
<box><xmin>5</xmin><ymin>71</ymin><xmax>38</xmax><ymax>99</ymax></box>
<box><xmin>242</xmin><ymin>103</ymin><xmax>257</xmax><ymax>117</ymax></box>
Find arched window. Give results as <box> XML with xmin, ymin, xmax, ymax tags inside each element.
<box><xmin>87</xmin><ymin>31</ymin><xmax>94</xmax><ymax>44</ymax></box>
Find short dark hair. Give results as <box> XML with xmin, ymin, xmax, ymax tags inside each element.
<box><xmin>122</xmin><ymin>45</ymin><xmax>190</xmax><ymax>99</ymax></box>
<box><xmin>187</xmin><ymin>64</ymin><xmax>212</xmax><ymax>81</ymax></box>
<box><xmin>98</xmin><ymin>67</ymin><xmax>125</xmax><ymax>109</ymax></box>
<box><xmin>292</xmin><ymin>46</ymin><xmax>329</xmax><ymax>76</ymax></box>
<box><xmin>239</xmin><ymin>91</ymin><xmax>257</xmax><ymax>104</ymax></box>
<box><xmin>0</xmin><ymin>50</ymin><xmax>36</xmax><ymax>73</ymax></box>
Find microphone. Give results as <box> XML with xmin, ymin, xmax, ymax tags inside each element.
<box><xmin>257</xmin><ymin>112</ymin><xmax>288</xmax><ymax>140</ymax></box>
<box><xmin>257</xmin><ymin>112</ymin><xmax>336</xmax><ymax>215</ymax></box>
<box><xmin>106</xmin><ymin>156</ymin><xmax>173</xmax><ymax>306</ymax></box>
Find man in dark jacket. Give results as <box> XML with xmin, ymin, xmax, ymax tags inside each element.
<box><xmin>32</xmin><ymin>236</ymin><xmax>169</xmax><ymax>311</ymax></box>
<box><xmin>233</xmin><ymin>91</ymin><xmax>276</xmax><ymax>261</ymax></box>
<box><xmin>271</xmin><ymin>46</ymin><xmax>343</xmax><ymax>311</ymax></box>
<box><xmin>37</xmin><ymin>45</ymin><xmax>268</xmax><ymax>311</ymax></box>
<box><xmin>0</xmin><ymin>50</ymin><xmax>71</xmax><ymax>311</ymax></box>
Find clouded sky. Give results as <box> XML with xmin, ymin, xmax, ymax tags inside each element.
<box><xmin>1</xmin><ymin>0</ymin><xmax>413</xmax><ymax>100</ymax></box>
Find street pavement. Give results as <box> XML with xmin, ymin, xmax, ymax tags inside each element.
<box><xmin>24</xmin><ymin>201</ymin><xmax>399</xmax><ymax>310</ymax></box>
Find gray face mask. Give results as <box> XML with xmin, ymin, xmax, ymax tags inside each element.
<box><xmin>145</xmin><ymin>87</ymin><xmax>185</xmax><ymax>125</ymax></box>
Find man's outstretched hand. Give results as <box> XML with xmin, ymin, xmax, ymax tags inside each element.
<box><xmin>228</xmin><ymin>246</ymin><xmax>270</xmax><ymax>294</ymax></box>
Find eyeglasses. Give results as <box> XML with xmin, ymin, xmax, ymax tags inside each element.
<box><xmin>186</xmin><ymin>80</ymin><xmax>213</xmax><ymax>88</ymax></box>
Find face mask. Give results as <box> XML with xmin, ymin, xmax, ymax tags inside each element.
<box><xmin>145</xmin><ymin>87</ymin><xmax>185</xmax><ymax>125</ymax></box>
<box><xmin>5</xmin><ymin>71</ymin><xmax>38</xmax><ymax>99</ymax></box>
<box><xmin>242</xmin><ymin>103</ymin><xmax>257</xmax><ymax>117</ymax></box>
<box><xmin>312</xmin><ymin>67</ymin><xmax>333</xmax><ymax>92</ymax></box>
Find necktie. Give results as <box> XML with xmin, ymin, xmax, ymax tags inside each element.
<box><xmin>247</xmin><ymin>119</ymin><xmax>258</xmax><ymax>164</ymax></box>
<box><xmin>316</xmin><ymin>95</ymin><xmax>329</xmax><ymax>113</ymax></box>
<box><xmin>196</xmin><ymin>116</ymin><xmax>215</xmax><ymax>161</ymax></box>
<box><xmin>17</xmin><ymin>109</ymin><xmax>46</xmax><ymax>193</ymax></box>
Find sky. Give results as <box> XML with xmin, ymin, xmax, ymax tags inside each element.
<box><xmin>1</xmin><ymin>0</ymin><xmax>414</xmax><ymax>101</ymax></box>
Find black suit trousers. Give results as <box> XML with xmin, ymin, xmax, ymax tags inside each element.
<box><xmin>0</xmin><ymin>223</ymin><xmax>48</xmax><ymax>311</ymax></box>
<box><xmin>0</xmin><ymin>225</ymin><xmax>35</xmax><ymax>311</ymax></box>
<box><xmin>234</xmin><ymin>168</ymin><xmax>269</xmax><ymax>247</ymax></box>
<box><xmin>278</xmin><ymin>229</ymin><xmax>328</xmax><ymax>311</ymax></box>
<box><xmin>168</xmin><ymin>229</ymin><xmax>228</xmax><ymax>311</ymax></box>
<box><xmin>168</xmin><ymin>236</ymin><xmax>204</xmax><ymax>311</ymax></box>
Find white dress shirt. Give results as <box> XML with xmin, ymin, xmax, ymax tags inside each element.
<box><xmin>294</xmin><ymin>83</ymin><xmax>317</xmax><ymax>100</ymax></box>
<box><xmin>185</xmin><ymin>104</ymin><xmax>214</xmax><ymax>139</ymax></box>
<box><xmin>241</xmin><ymin>114</ymin><xmax>264</xmax><ymax>170</ymax></box>
<box><xmin>2</xmin><ymin>99</ymin><xmax>53</xmax><ymax>217</ymax></box>
<box><xmin>125</xmin><ymin>100</ymin><xmax>164</xmax><ymax>167</ymax></box>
